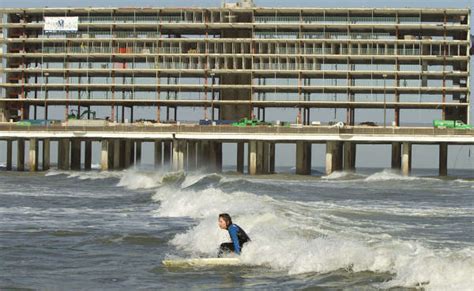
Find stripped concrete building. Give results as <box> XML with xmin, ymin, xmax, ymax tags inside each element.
<box><xmin>0</xmin><ymin>2</ymin><xmax>472</xmax><ymax>176</ymax></box>
<box><xmin>0</xmin><ymin>3</ymin><xmax>470</xmax><ymax>124</ymax></box>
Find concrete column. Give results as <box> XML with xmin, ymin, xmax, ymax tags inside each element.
<box><xmin>269</xmin><ymin>142</ymin><xmax>276</xmax><ymax>174</ymax></box>
<box><xmin>29</xmin><ymin>138</ymin><xmax>37</xmax><ymax>172</ymax></box>
<box><xmin>439</xmin><ymin>143</ymin><xmax>448</xmax><ymax>176</ymax></box>
<box><xmin>6</xmin><ymin>140</ymin><xmax>12</xmax><ymax>171</ymax></box>
<box><xmin>391</xmin><ymin>142</ymin><xmax>402</xmax><ymax>170</ymax></box>
<box><xmin>216</xmin><ymin>142</ymin><xmax>223</xmax><ymax>173</ymax></box>
<box><xmin>325</xmin><ymin>141</ymin><xmax>336</xmax><ymax>175</ymax></box>
<box><xmin>262</xmin><ymin>142</ymin><xmax>270</xmax><ymax>174</ymax></box>
<box><xmin>256</xmin><ymin>141</ymin><xmax>264</xmax><ymax>174</ymax></box>
<box><xmin>135</xmin><ymin>141</ymin><xmax>142</xmax><ymax>166</ymax></box>
<box><xmin>187</xmin><ymin>141</ymin><xmax>197</xmax><ymax>171</ymax></box>
<box><xmin>209</xmin><ymin>142</ymin><xmax>218</xmax><ymax>172</ymax></box>
<box><xmin>43</xmin><ymin>139</ymin><xmax>50</xmax><ymax>171</ymax></box>
<box><xmin>163</xmin><ymin>141</ymin><xmax>171</xmax><ymax>168</ymax></box>
<box><xmin>401</xmin><ymin>142</ymin><xmax>412</xmax><ymax>176</ymax></box>
<box><xmin>199</xmin><ymin>141</ymin><xmax>210</xmax><ymax>170</ymax></box>
<box><xmin>124</xmin><ymin>140</ymin><xmax>132</xmax><ymax>169</ymax></box>
<box><xmin>71</xmin><ymin>139</ymin><xmax>81</xmax><ymax>170</ymax></box>
<box><xmin>154</xmin><ymin>140</ymin><xmax>162</xmax><ymax>168</ymax></box>
<box><xmin>84</xmin><ymin>140</ymin><xmax>92</xmax><ymax>170</ymax></box>
<box><xmin>100</xmin><ymin>140</ymin><xmax>109</xmax><ymax>171</ymax></box>
<box><xmin>17</xmin><ymin>139</ymin><xmax>25</xmax><ymax>171</ymax></box>
<box><xmin>58</xmin><ymin>139</ymin><xmax>70</xmax><ymax>170</ymax></box>
<box><xmin>334</xmin><ymin>142</ymin><xmax>343</xmax><ymax>171</ymax></box>
<box><xmin>248</xmin><ymin>140</ymin><xmax>257</xmax><ymax>175</ymax></box>
<box><xmin>343</xmin><ymin>142</ymin><xmax>356</xmax><ymax>171</ymax></box>
<box><xmin>113</xmin><ymin>139</ymin><xmax>121</xmax><ymax>170</ymax></box>
<box><xmin>128</xmin><ymin>142</ymin><xmax>134</xmax><ymax>167</ymax></box>
<box><xmin>296</xmin><ymin>141</ymin><xmax>312</xmax><ymax>175</ymax></box>
<box><xmin>107</xmin><ymin>140</ymin><xmax>114</xmax><ymax>170</ymax></box>
<box><xmin>172</xmin><ymin>140</ymin><xmax>185</xmax><ymax>171</ymax></box>
<box><xmin>236</xmin><ymin>142</ymin><xmax>244</xmax><ymax>173</ymax></box>
<box><xmin>119</xmin><ymin>140</ymin><xmax>126</xmax><ymax>169</ymax></box>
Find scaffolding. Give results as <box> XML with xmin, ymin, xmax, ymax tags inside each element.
<box><xmin>0</xmin><ymin>7</ymin><xmax>470</xmax><ymax>124</ymax></box>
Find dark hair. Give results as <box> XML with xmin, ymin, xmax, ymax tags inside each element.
<box><xmin>218</xmin><ymin>213</ymin><xmax>233</xmax><ymax>228</ymax></box>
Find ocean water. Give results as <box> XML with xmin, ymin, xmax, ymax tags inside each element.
<box><xmin>0</xmin><ymin>166</ymin><xmax>473</xmax><ymax>290</ymax></box>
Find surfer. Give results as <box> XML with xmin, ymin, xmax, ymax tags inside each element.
<box><xmin>217</xmin><ymin>213</ymin><xmax>251</xmax><ymax>257</ymax></box>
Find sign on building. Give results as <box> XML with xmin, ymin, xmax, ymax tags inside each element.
<box><xmin>44</xmin><ymin>17</ymin><xmax>78</xmax><ymax>33</ymax></box>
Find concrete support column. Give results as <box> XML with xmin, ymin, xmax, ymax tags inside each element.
<box><xmin>17</xmin><ymin>139</ymin><xmax>25</xmax><ymax>171</ymax></box>
<box><xmin>343</xmin><ymin>142</ymin><xmax>356</xmax><ymax>171</ymax></box>
<box><xmin>113</xmin><ymin>139</ymin><xmax>121</xmax><ymax>170</ymax></box>
<box><xmin>163</xmin><ymin>141</ymin><xmax>171</xmax><ymax>168</ymax></box>
<box><xmin>43</xmin><ymin>139</ymin><xmax>50</xmax><ymax>171</ymax></box>
<box><xmin>58</xmin><ymin>139</ymin><xmax>70</xmax><ymax>170</ymax></box>
<box><xmin>296</xmin><ymin>141</ymin><xmax>312</xmax><ymax>175</ymax></box>
<box><xmin>401</xmin><ymin>142</ymin><xmax>412</xmax><ymax>176</ymax></box>
<box><xmin>199</xmin><ymin>141</ymin><xmax>210</xmax><ymax>170</ymax></box>
<box><xmin>135</xmin><ymin>141</ymin><xmax>142</xmax><ymax>166</ymax></box>
<box><xmin>29</xmin><ymin>138</ymin><xmax>37</xmax><ymax>172</ymax></box>
<box><xmin>216</xmin><ymin>142</ymin><xmax>223</xmax><ymax>173</ymax></box>
<box><xmin>172</xmin><ymin>140</ymin><xmax>185</xmax><ymax>171</ymax></box>
<box><xmin>236</xmin><ymin>142</ymin><xmax>244</xmax><ymax>174</ymax></box>
<box><xmin>119</xmin><ymin>140</ymin><xmax>126</xmax><ymax>169</ymax></box>
<box><xmin>124</xmin><ymin>140</ymin><xmax>132</xmax><ymax>169</ymax></box>
<box><xmin>101</xmin><ymin>140</ymin><xmax>109</xmax><ymax>171</ymax></box>
<box><xmin>256</xmin><ymin>141</ymin><xmax>264</xmax><ymax>174</ymax></box>
<box><xmin>209</xmin><ymin>142</ymin><xmax>218</xmax><ymax>172</ymax></box>
<box><xmin>334</xmin><ymin>142</ymin><xmax>343</xmax><ymax>171</ymax></box>
<box><xmin>6</xmin><ymin>140</ymin><xmax>12</xmax><ymax>171</ymax></box>
<box><xmin>71</xmin><ymin>139</ymin><xmax>81</xmax><ymax>171</ymax></box>
<box><xmin>248</xmin><ymin>140</ymin><xmax>258</xmax><ymax>175</ymax></box>
<box><xmin>154</xmin><ymin>141</ymin><xmax>162</xmax><ymax>169</ymax></box>
<box><xmin>269</xmin><ymin>142</ymin><xmax>276</xmax><ymax>174</ymax></box>
<box><xmin>84</xmin><ymin>140</ymin><xmax>92</xmax><ymax>171</ymax></box>
<box><xmin>187</xmin><ymin>141</ymin><xmax>197</xmax><ymax>171</ymax></box>
<box><xmin>262</xmin><ymin>142</ymin><xmax>269</xmax><ymax>174</ymax></box>
<box><xmin>439</xmin><ymin>143</ymin><xmax>448</xmax><ymax>176</ymax></box>
<box><xmin>391</xmin><ymin>142</ymin><xmax>402</xmax><ymax>170</ymax></box>
<box><xmin>325</xmin><ymin>141</ymin><xmax>336</xmax><ymax>175</ymax></box>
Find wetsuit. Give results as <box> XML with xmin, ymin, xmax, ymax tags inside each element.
<box><xmin>218</xmin><ymin>224</ymin><xmax>251</xmax><ymax>257</ymax></box>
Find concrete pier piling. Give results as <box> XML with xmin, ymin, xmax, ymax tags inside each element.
<box><xmin>236</xmin><ymin>142</ymin><xmax>244</xmax><ymax>174</ymax></box>
<box><xmin>402</xmin><ymin>142</ymin><xmax>412</xmax><ymax>176</ymax></box>
<box><xmin>84</xmin><ymin>141</ymin><xmax>92</xmax><ymax>170</ymax></box>
<box><xmin>29</xmin><ymin>138</ymin><xmax>37</xmax><ymax>172</ymax></box>
<box><xmin>6</xmin><ymin>140</ymin><xmax>12</xmax><ymax>171</ymax></box>
<box><xmin>17</xmin><ymin>139</ymin><xmax>25</xmax><ymax>171</ymax></box>
<box><xmin>0</xmin><ymin>126</ymin><xmax>471</xmax><ymax>177</ymax></box>
<box><xmin>42</xmin><ymin>139</ymin><xmax>50</xmax><ymax>171</ymax></box>
<box><xmin>343</xmin><ymin>142</ymin><xmax>356</xmax><ymax>171</ymax></box>
<box><xmin>101</xmin><ymin>140</ymin><xmax>109</xmax><ymax>171</ymax></box>
<box><xmin>296</xmin><ymin>141</ymin><xmax>311</xmax><ymax>175</ymax></box>
<box><xmin>71</xmin><ymin>139</ymin><xmax>81</xmax><ymax>170</ymax></box>
<box><xmin>391</xmin><ymin>142</ymin><xmax>402</xmax><ymax>170</ymax></box>
<box><xmin>154</xmin><ymin>140</ymin><xmax>162</xmax><ymax>169</ymax></box>
<box><xmin>439</xmin><ymin>143</ymin><xmax>448</xmax><ymax>176</ymax></box>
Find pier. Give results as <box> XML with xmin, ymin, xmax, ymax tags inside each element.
<box><xmin>0</xmin><ymin>124</ymin><xmax>472</xmax><ymax>176</ymax></box>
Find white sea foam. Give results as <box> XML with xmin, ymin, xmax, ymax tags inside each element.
<box><xmin>152</xmin><ymin>184</ymin><xmax>474</xmax><ymax>290</ymax></box>
<box><xmin>364</xmin><ymin>169</ymin><xmax>438</xmax><ymax>182</ymax></box>
<box><xmin>321</xmin><ymin>171</ymin><xmax>350</xmax><ymax>180</ymax></box>
<box><xmin>45</xmin><ymin>169</ymin><xmax>124</xmax><ymax>180</ymax></box>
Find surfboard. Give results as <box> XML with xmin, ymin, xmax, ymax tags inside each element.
<box><xmin>162</xmin><ymin>258</ymin><xmax>241</xmax><ymax>267</ymax></box>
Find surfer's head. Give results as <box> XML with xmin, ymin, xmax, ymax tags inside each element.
<box><xmin>218</xmin><ymin>213</ymin><xmax>232</xmax><ymax>229</ymax></box>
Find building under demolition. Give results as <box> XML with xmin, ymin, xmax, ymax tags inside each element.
<box><xmin>0</xmin><ymin>1</ymin><xmax>471</xmax><ymax>125</ymax></box>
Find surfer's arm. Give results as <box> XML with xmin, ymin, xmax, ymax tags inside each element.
<box><xmin>228</xmin><ymin>225</ymin><xmax>241</xmax><ymax>254</ymax></box>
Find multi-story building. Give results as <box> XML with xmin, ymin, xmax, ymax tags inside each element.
<box><xmin>0</xmin><ymin>1</ymin><xmax>471</xmax><ymax>125</ymax></box>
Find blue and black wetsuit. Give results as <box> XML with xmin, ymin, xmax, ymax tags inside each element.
<box><xmin>218</xmin><ymin>224</ymin><xmax>251</xmax><ymax>257</ymax></box>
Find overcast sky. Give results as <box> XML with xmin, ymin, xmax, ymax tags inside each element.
<box><xmin>0</xmin><ymin>0</ymin><xmax>473</xmax><ymax>170</ymax></box>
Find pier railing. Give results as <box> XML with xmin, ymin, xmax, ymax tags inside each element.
<box><xmin>0</xmin><ymin>124</ymin><xmax>472</xmax><ymax>137</ymax></box>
